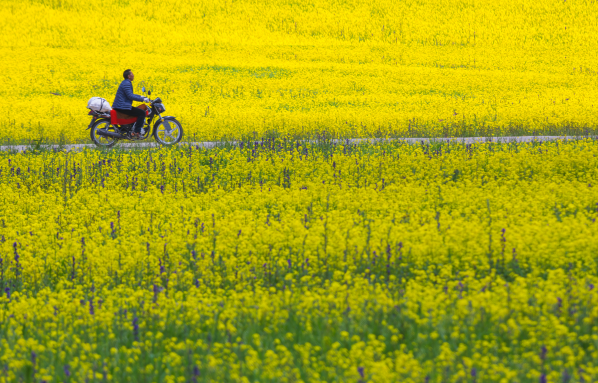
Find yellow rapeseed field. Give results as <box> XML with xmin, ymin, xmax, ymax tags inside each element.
<box><xmin>1</xmin><ymin>1</ymin><xmax>598</xmax><ymax>382</ymax></box>
<box><xmin>1</xmin><ymin>0</ymin><xmax>598</xmax><ymax>143</ymax></box>
<box><xmin>0</xmin><ymin>139</ymin><xmax>598</xmax><ymax>382</ymax></box>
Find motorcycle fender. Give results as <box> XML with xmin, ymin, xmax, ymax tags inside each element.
<box><xmin>87</xmin><ymin>117</ymin><xmax>110</xmax><ymax>130</ymax></box>
<box><xmin>152</xmin><ymin>116</ymin><xmax>177</xmax><ymax>132</ymax></box>
<box><xmin>157</xmin><ymin>116</ymin><xmax>177</xmax><ymax>122</ymax></box>
<box><xmin>87</xmin><ymin>117</ymin><xmax>97</xmax><ymax>130</ymax></box>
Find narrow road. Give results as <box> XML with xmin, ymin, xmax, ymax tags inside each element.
<box><xmin>0</xmin><ymin>136</ymin><xmax>591</xmax><ymax>152</ymax></box>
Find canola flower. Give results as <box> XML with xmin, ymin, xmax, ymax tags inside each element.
<box><xmin>1</xmin><ymin>0</ymin><xmax>598</xmax><ymax>143</ymax></box>
<box><xmin>0</xmin><ymin>139</ymin><xmax>597</xmax><ymax>382</ymax></box>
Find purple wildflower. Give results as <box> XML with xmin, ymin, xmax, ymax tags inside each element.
<box><xmin>153</xmin><ymin>284</ymin><xmax>159</xmax><ymax>302</ymax></box>
<box><xmin>71</xmin><ymin>255</ymin><xmax>76</xmax><ymax>281</ymax></box>
<box><xmin>357</xmin><ymin>366</ymin><xmax>364</xmax><ymax>379</ymax></box>
<box><xmin>191</xmin><ymin>365</ymin><xmax>200</xmax><ymax>383</ymax></box>
<box><xmin>563</xmin><ymin>370</ymin><xmax>571</xmax><ymax>383</ymax></box>
<box><xmin>540</xmin><ymin>345</ymin><xmax>547</xmax><ymax>361</ymax></box>
<box><xmin>133</xmin><ymin>317</ymin><xmax>139</xmax><ymax>341</ymax></box>
<box><xmin>557</xmin><ymin>297</ymin><xmax>562</xmax><ymax>311</ymax></box>
<box><xmin>64</xmin><ymin>364</ymin><xmax>71</xmax><ymax>378</ymax></box>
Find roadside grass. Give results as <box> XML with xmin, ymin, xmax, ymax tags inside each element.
<box><xmin>0</xmin><ymin>122</ymin><xmax>596</xmax><ymax>147</ymax></box>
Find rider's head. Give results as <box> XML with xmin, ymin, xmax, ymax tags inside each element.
<box><xmin>123</xmin><ymin>69</ymin><xmax>134</xmax><ymax>81</ymax></box>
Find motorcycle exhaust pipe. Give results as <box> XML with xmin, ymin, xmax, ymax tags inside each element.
<box><xmin>97</xmin><ymin>130</ymin><xmax>124</xmax><ymax>139</ymax></box>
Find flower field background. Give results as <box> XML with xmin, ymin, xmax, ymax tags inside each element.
<box><xmin>0</xmin><ymin>140</ymin><xmax>598</xmax><ymax>382</ymax></box>
<box><xmin>1</xmin><ymin>0</ymin><xmax>598</xmax><ymax>143</ymax></box>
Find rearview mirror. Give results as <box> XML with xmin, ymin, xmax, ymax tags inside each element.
<box><xmin>142</xmin><ymin>87</ymin><xmax>146</xmax><ymax>93</ymax></box>
<box><xmin>148</xmin><ymin>90</ymin><xmax>151</xmax><ymax>96</ymax></box>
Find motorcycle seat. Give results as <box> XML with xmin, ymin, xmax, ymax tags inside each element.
<box><xmin>110</xmin><ymin>110</ymin><xmax>137</xmax><ymax>125</ymax></box>
<box><xmin>110</xmin><ymin>107</ymin><xmax>149</xmax><ymax>125</ymax></box>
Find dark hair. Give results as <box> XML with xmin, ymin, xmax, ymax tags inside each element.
<box><xmin>123</xmin><ymin>69</ymin><xmax>132</xmax><ymax>80</ymax></box>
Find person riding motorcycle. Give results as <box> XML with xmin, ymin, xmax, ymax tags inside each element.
<box><xmin>112</xmin><ymin>69</ymin><xmax>149</xmax><ymax>139</ymax></box>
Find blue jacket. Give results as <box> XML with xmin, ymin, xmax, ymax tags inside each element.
<box><xmin>112</xmin><ymin>79</ymin><xmax>145</xmax><ymax>110</ymax></box>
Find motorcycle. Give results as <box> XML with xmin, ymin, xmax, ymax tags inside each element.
<box><xmin>87</xmin><ymin>89</ymin><xmax>183</xmax><ymax>148</ymax></box>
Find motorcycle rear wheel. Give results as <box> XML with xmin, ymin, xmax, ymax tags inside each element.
<box><xmin>90</xmin><ymin>120</ymin><xmax>119</xmax><ymax>148</ymax></box>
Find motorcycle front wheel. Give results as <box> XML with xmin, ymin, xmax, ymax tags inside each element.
<box><xmin>154</xmin><ymin>118</ymin><xmax>183</xmax><ymax>146</ymax></box>
<box><xmin>90</xmin><ymin>120</ymin><xmax>119</xmax><ymax>148</ymax></box>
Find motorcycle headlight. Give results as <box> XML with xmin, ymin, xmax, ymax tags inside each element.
<box><xmin>156</xmin><ymin>103</ymin><xmax>166</xmax><ymax>113</ymax></box>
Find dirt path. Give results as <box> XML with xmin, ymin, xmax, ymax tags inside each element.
<box><xmin>0</xmin><ymin>136</ymin><xmax>590</xmax><ymax>152</ymax></box>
